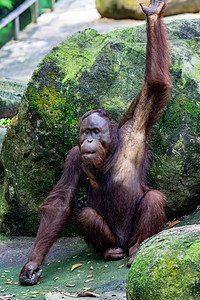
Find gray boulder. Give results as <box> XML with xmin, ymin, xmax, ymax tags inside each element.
<box><xmin>0</xmin><ymin>19</ymin><xmax>200</xmax><ymax>235</ymax></box>
<box><xmin>96</xmin><ymin>0</ymin><xmax>200</xmax><ymax>20</ymax></box>
<box><xmin>0</xmin><ymin>78</ymin><xmax>26</xmax><ymax>118</ymax></box>
<box><xmin>126</xmin><ymin>225</ymin><xmax>200</xmax><ymax>300</ymax></box>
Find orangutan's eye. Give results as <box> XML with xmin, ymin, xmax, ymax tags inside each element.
<box><xmin>93</xmin><ymin>128</ymin><xmax>100</xmax><ymax>134</ymax></box>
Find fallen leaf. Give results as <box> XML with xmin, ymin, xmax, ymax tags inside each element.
<box><xmin>117</xmin><ymin>264</ymin><xmax>124</xmax><ymax>268</ymax></box>
<box><xmin>85</xmin><ymin>279</ymin><xmax>94</xmax><ymax>283</ymax></box>
<box><xmin>86</xmin><ymin>249</ymin><xmax>90</xmax><ymax>253</ymax></box>
<box><xmin>66</xmin><ymin>283</ymin><xmax>75</xmax><ymax>287</ymax></box>
<box><xmin>167</xmin><ymin>221</ymin><xmax>181</xmax><ymax>228</ymax></box>
<box><xmin>86</xmin><ymin>275</ymin><xmax>94</xmax><ymax>278</ymax></box>
<box><xmin>71</xmin><ymin>263</ymin><xmax>83</xmax><ymax>272</ymax></box>
<box><xmin>78</xmin><ymin>270</ymin><xmax>84</xmax><ymax>273</ymax></box>
<box><xmin>54</xmin><ymin>277</ymin><xmax>59</xmax><ymax>281</ymax></box>
<box><xmin>104</xmin><ymin>265</ymin><xmax>108</xmax><ymax>268</ymax></box>
<box><xmin>4</xmin><ymin>281</ymin><xmax>12</xmax><ymax>284</ymax></box>
<box><xmin>78</xmin><ymin>291</ymin><xmax>100</xmax><ymax>297</ymax></box>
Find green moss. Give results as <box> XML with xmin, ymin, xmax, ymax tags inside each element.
<box><xmin>127</xmin><ymin>226</ymin><xmax>200</xmax><ymax>300</ymax></box>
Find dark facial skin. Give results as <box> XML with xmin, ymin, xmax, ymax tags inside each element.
<box><xmin>79</xmin><ymin>113</ymin><xmax>111</xmax><ymax>167</ymax></box>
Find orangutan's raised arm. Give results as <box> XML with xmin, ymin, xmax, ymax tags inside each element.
<box><xmin>119</xmin><ymin>0</ymin><xmax>171</xmax><ymax>132</ymax></box>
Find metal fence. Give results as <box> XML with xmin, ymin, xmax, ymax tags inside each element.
<box><xmin>0</xmin><ymin>0</ymin><xmax>55</xmax><ymax>40</ymax></box>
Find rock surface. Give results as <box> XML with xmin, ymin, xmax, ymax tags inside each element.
<box><xmin>126</xmin><ymin>225</ymin><xmax>200</xmax><ymax>300</ymax></box>
<box><xmin>0</xmin><ymin>79</ymin><xmax>26</xmax><ymax>152</ymax></box>
<box><xmin>0</xmin><ymin>78</ymin><xmax>26</xmax><ymax>118</ymax></box>
<box><xmin>0</xmin><ymin>19</ymin><xmax>200</xmax><ymax>234</ymax></box>
<box><xmin>96</xmin><ymin>0</ymin><xmax>200</xmax><ymax>20</ymax></box>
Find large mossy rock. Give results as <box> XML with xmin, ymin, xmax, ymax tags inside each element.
<box><xmin>96</xmin><ymin>0</ymin><xmax>200</xmax><ymax>20</ymax></box>
<box><xmin>0</xmin><ymin>19</ymin><xmax>200</xmax><ymax>235</ymax></box>
<box><xmin>126</xmin><ymin>225</ymin><xmax>200</xmax><ymax>300</ymax></box>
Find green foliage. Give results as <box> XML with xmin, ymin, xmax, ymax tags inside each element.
<box><xmin>0</xmin><ymin>118</ymin><xmax>11</xmax><ymax>127</ymax></box>
<box><xmin>0</xmin><ymin>0</ymin><xmax>13</xmax><ymax>10</ymax></box>
<box><xmin>0</xmin><ymin>233</ymin><xmax>7</xmax><ymax>239</ymax></box>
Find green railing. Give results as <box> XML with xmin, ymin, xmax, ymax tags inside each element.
<box><xmin>0</xmin><ymin>0</ymin><xmax>55</xmax><ymax>40</ymax></box>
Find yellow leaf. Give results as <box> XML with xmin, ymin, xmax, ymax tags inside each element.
<box><xmin>118</xmin><ymin>264</ymin><xmax>124</xmax><ymax>268</ymax></box>
<box><xmin>54</xmin><ymin>277</ymin><xmax>59</xmax><ymax>281</ymax></box>
<box><xmin>167</xmin><ymin>221</ymin><xmax>181</xmax><ymax>229</ymax></box>
<box><xmin>71</xmin><ymin>263</ymin><xmax>83</xmax><ymax>272</ymax></box>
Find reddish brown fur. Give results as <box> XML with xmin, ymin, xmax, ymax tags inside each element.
<box><xmin>78</xmin><ymin>207</ymin><xmax>118</xmax><ymax>250</ymax></box>
<box><xmin>129</xmin><ymin>190</ymin><xmax>166</xmax><ymax>246</ymax></box>
<box><xmin>19</xmin><ymin>0</ymin><xmax>171</xmax><ymax>286</ymax></box>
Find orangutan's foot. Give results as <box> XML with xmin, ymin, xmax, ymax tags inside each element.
<box><xmin>127</xmin><ymin>243</ymin><xmax>140</xmax><ymax>267</ymax></box>
<box><xmin>103</xmin><ymin>247</ymin><xmax>124</xmax><ymax>261</ymax></box>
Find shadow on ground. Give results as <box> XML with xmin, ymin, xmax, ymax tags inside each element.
<box><xmin>0</xmin><ymin>236</ymin><xmax>128</xmax><ymax>299</ymax></box>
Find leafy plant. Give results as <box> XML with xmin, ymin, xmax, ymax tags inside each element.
<box><xmin>0</xmin><ymin>0</ymin><xmax>13</xmax><ymax>10</ymax></box>
<box><xmin>0</xmin><ymin>118</ymin><xmax>11</xmax><ymax>127</ymax></box>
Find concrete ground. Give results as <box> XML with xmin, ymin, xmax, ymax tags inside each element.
<box><xmin>0</xmin><ymin>235</ymin><xmax>128</xmax><ymax>299</ymax></box>
<box><xmin>1</xmin><ymin>208</ymin><xmax>199</xmax><ymax>299</ymax></box>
